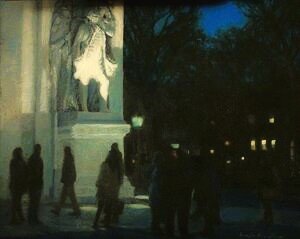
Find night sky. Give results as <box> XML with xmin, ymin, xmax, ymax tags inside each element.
<box><xmin>200</xmin><ymin>1</ymin><xmax>247</xmax><ymax>36</ymax></box>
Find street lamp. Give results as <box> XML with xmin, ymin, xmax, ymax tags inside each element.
<box><xmin>130</xmin><ymin>114</ymin><xmax>145</xmax><ymax>194</ymax></box>
<box><xmin>131</xmin><ymin>115</ymin><xmax>144</xmax><ymax>154</ymax></box>
<box><xmin>131</xmin><ymin>115</ymin><xmax>144</xmax><ymax>129</ymax></box>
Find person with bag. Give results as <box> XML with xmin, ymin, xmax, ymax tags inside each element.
<box><xmin>93</xmin><ymin>143</ymin><xmax>124</xmax><ymax>229</ymax></box>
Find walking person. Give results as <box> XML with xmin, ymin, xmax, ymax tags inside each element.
<box><xmin>161</xmin><ymin>144</ymin><xmax>193</xmax><ymax>238</ymax></box>
<box><xmin>27</xmin><ymin>144</ymin><xmax>44</xmax><ymax>225</ymax></box>
<box><xmin>9</xmin><ymin>147</ymin><xmax>28</xmax><ymax>225</ymax></box>
<box><xmin>93</xmin><ymin>143</ymin><xmax>124</xmax><ymax>229</ymax></box>
<box><xmin>51</xmin><ymin>146</ymin><xmax>81</xmax><ymax>216</ymax></box>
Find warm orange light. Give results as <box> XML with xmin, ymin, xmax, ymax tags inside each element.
<box><xmin>261</xmin><ymin>139</ymin><xmax>267</xmax><ymax>151</ymax></box>
<box><xmin>250</xmin><ymin>140</ymin><xmax>256</xmax><ymax>151</ymax></box>
<box><xmin>225</xmin><ymin>141</ymin><xmax>230</xmax><ymax>146</ymax></box>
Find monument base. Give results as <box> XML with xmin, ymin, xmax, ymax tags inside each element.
<box><xmin>55</xmin><ymin>113</ymin><xmax>133</xmax><ymax>203</ymax></box>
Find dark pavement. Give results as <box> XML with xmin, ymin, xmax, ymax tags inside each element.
<box><xmin>0</xmin><ymin>189</ymin><xmax>299</xmax><ymax>239</ymax></box>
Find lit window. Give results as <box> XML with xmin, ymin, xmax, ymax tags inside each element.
<box><xmin>226</xmin><ymin>160</ymin><xmax>231</xmax><ymax>164</ymax></box>
<box><xmin>241</xmin><ymin>156</ymin><xmax>245</xmax><ymax>161</ymax></box>
<box><xmin>250</xmin><ymin>140</ymin><xmax>256</xmax><ymax>151</ymax></box>
<box><xmin>210</xmin><ymin>149</ymin><xmax>215</xmax><ymax>154</ymax></box>
<box><xmin>224</xmin><ymin>141</ymin><xmax>230</xmax><ymax>146</ymax></box>
<box><xmin>261</xmin><ymin>139</ymin><xmax>267</xmax><ymax>151</ymax></box>
<box><xmin>269</xmin><ymin>117</ymin><xmax>275</xmax><ymax>124</ymax></box>
<box><xmin>271</xmin><ymin>140</ymin><xmax>276</xmax><ymax>149</ymax></box>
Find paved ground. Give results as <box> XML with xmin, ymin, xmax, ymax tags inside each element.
<box><xmin>0</xmin><ymin>190</ymin><xmax>300</xmax><ymax>239</ymax></box>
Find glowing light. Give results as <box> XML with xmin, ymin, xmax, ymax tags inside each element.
<box><xmin>210</xmin><ymin>149</ymin><xmax>215</xmax><ymax>154</ymax></box>
<box><xmin>241</xmin><ymin>156</ymin><xmax>245</xmax><ymax>161</ymax></box>
<box><xmin>261</xmin><ymin>139</ymin><xmax>267</xmax><ymax>151</ymax></box>
<box><xmin>171</xmin><ymin>144</ymin><xmax>180</xmax><ymax>149</ymax></box>
<box><xmin>269</xmin><ymin>117</ymin><xmax>275</xmax><ymax>124</ymax></box>
<box><xmin>131</xmin><ymin>115</ymin><xmax>144</xmax><ymax>128</ymax></box>
<box><xmin>226</xmin><ymin>160</ymin><xmax>231</xmax><ymax>164</ymax></box>
<box><xmin>132</xmin><ymin>160</ymin><xmax>135</xmax><ymax>164</ymax></box>
<box><xmin>271</xmin><ymin>140</ymin><xmax>276</xmax><ymax>149</ymax></box>
<box><xmin>225</xmin><ymin>141</ymin><xmax>230</xmax><ymax>146</ymax></box>
<box><xmin>250</xmin><ymin>140</ymin><xmax>256</xmax><ymax>151</ymax></box>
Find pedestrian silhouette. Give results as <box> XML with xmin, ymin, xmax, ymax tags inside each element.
<box><xmin>9</xmin><ymin>147</ymin><xmax>28</xmax><ymax>225</ymax></box>
<box><xmin>93</xmin><ymin>143</ymin><xmax>124</xmax><ymax>229</ymax></box>
<box><xmin>51</xmin><ymin>146</ymin><xmax>81</xmax><ymax>216</ymax></box>
<box><xmin>161</xmin><ymin>144</ymin><xmax>193</xmax><ymax>238</ymax></box>
<box><xmin>27</xmin><ymin>144</ymin><xmax>43</xmax><ymax>225</ymax></box>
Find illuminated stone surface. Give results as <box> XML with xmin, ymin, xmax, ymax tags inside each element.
<box><xmin>0</xmin><ymin>0</ymin><xmax>132</xmax><ymax>201</ymax></box>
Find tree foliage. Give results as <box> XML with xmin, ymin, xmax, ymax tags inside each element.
<box><xmin>124</xmin><ymin>5</ymin><xmax>206</xmax><ymax>143</ymax></box>
<box><xmin>124</xmin><ymin>0</ymin><xmax>299</xmax><ymax>150</ymax></box>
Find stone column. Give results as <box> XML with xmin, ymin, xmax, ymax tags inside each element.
<box><xmin>21</xmin><ymin>1</ymin><xmax>36</xmax><ymax>114</ymax></box>
<box><xmin>0</xmin><ymin>1</ymin><xmax>34</xmax><ymax>198</ymax></box>
<box><xmin>34</xmin><ymin>0</ymin><xmax>55</xmax><ymax>199</ymax></box>
<box><xmin>20</xmin><ymin>1</ymin><xmax>39</xmax><ymax>158</ymax></box>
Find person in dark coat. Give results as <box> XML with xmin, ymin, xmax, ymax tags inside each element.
<box><xmin>198</xmin><ymin>149</ymin><xmax>221</xmax><ymax>238</ymax></box>
<box><xmin>27</xmin><ymin>144</ymin><xmax>44</xmax><ymax>224</ymax></box>
<box><xmin>93</xmin><ymin>143</ymin><xmax>124</xmax><ymax>229</ymax></box>
<box><xmin>51</xmin><ymin>146</ymin><xmax>81</xmax><ymax>216</ymax></box>
<box><xmin>9</xmin><ymin>147</ymin><xmax>28</xmax><ymax>225</ymax></box>
<box><xmin>161</xmin><ymin>144</ymin><xmax>193</xmax><ymax>238</ymax></box>
<box><xmin>148</xmin><ymin>151</ymin><xmax>164</xmax><ymax>234</ymax></box>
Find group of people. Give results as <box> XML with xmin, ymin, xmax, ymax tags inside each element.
<box><xmin>148</xmin><ymin>144</ymin><xmax>221</xmax><ymax>238</ymax></box>
<box><xmin>8</xmin><ymin>141</ymin><xmax>280</xmax><ymax>238</ymax></box>
<box><xmin>9</xmin><ymin>145</ymin><xmax>43</xmax><ymax>225</ymax></box>
<box><xmin>8</xmin><ymin>142</ymin><xmax>124</xmax><ymax>228</ymax></box>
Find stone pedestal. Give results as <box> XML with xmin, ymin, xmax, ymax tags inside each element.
<box><xmin>55</xmin><ymin>113</ymin><xmax>132</xmax><ymax>203</ymax></box>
